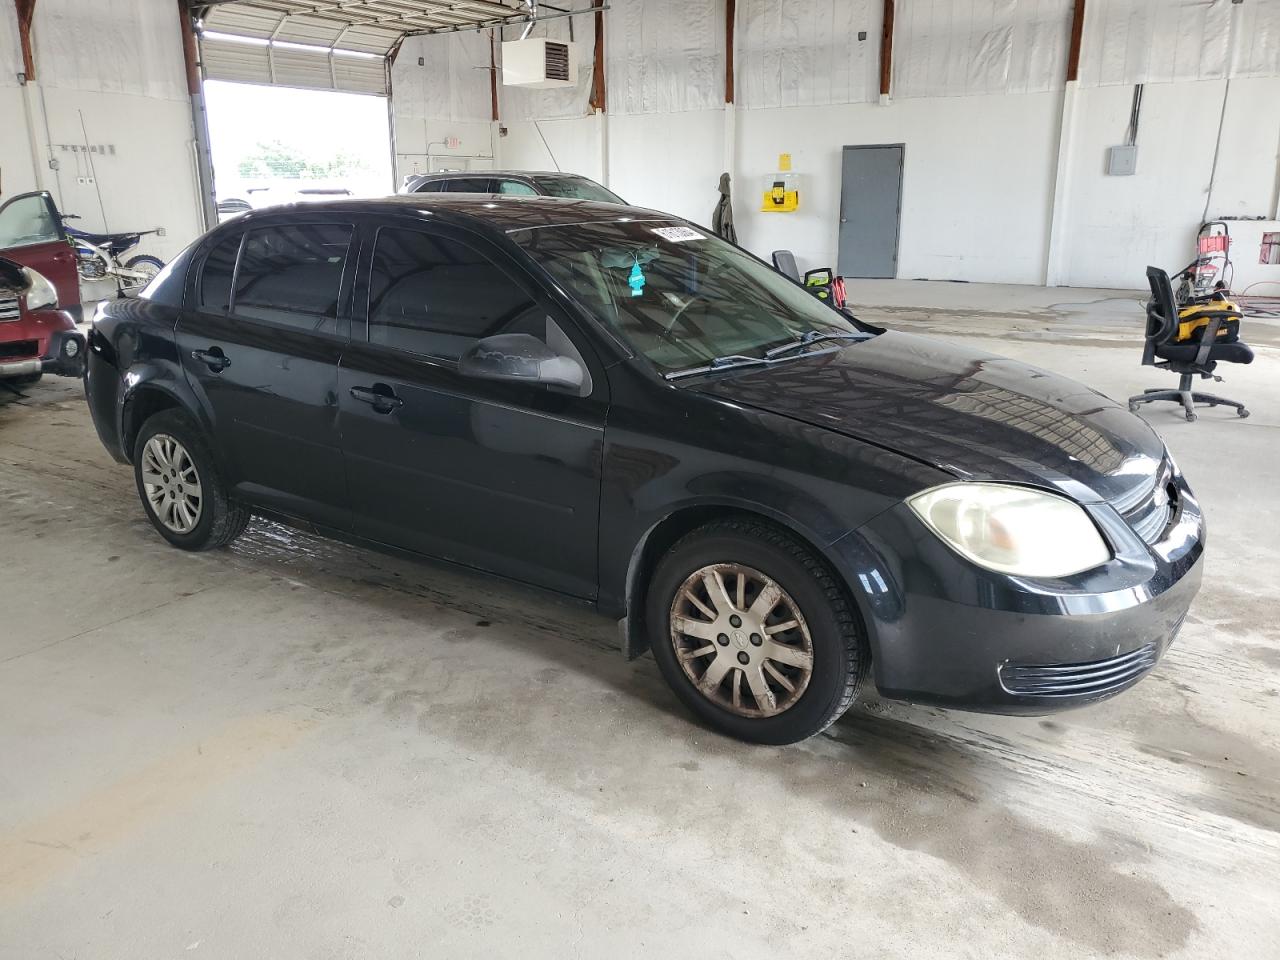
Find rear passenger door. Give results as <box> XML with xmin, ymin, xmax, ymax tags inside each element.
<box><xmin>177</xmin><ymin>218</ymin><xmax>356</xmax><ymax>529</ymax></box>
<box><xmin>337</xmin><ymin>224</ymin><xmax>608</xmax><ymax>598</ymax></box>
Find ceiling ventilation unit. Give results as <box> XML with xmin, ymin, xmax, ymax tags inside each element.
<box><xmin>502</xmin><ymin>38</ymin><xmax>577</xmax><ymax>88</ymax></box>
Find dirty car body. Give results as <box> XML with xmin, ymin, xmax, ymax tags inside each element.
<box><xmin>83</xmin><ymin>196</ymin><xmax>1203</xmax><ymax>738</ymax></box>
<box><xmin>0</xmin><ymin>191</ymin><xmax>85</xmax><ymax>381</ymax></box>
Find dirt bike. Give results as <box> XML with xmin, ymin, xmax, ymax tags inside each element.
<box><xmin>60</xmin><ymin>214</ymin><xmax>166</xmax><ymax>294</ymax></box>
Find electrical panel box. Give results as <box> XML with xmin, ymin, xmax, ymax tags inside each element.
<box><xmin>502</xmin><ymin>38</ymin><xmax>578</xmax><ymax>89</ymax></box>
<box><xmin>1107</xmin><ymin>144</ymin><xmax>1138</xmax><ymax>176</ymax></box>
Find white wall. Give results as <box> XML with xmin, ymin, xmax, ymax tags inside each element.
<box><xmin>734</xmin><ymin>92</ymin><xmax>1062</xmax><ymax>284</ymax></box>
<box><xmin>607</xmin><ymin>111</ymin><xmax>725</xmax><ymax>225</ymax></box>
<box><xmin>500</xmin><ymin>116</ymin><xmax>605</xmax><ymax>184</ymax></box>
<box><xmin>1</xmin><ymin>0</ymin><xmax>203</xmax><ymax>262</ymax></box>
<box><xmin>387</xmin><ymin>0</ymin><xmax>1280</xmax><ymax>290</ymax></box>
<box><xmin>391</xmin><ymin>32</ymin><xmax>495</xmax><ymax>183</ymax></box>
<box><xmin>1060</xmin><ymin>78</ymin><xmax>1280</xmax><ymax>289</ymax></box>
<box><xmin>0</xmin><ymin>5</ymin><xmax>39</xmax><ymax>206</ymax></box>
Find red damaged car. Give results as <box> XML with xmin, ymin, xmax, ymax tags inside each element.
<box><xmin>0</xmin><ymin>191</ymin><xmax>84</xmax><ymax>386</ymax></box>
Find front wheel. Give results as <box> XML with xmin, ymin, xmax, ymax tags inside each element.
<box><xmin>132</xmin><ymin>409</ymin><xmax>249</xmax><ymax>550</ymax></box>
<box><xmin>646</xmin><ymin>519</ymin><xmax>868</xmax><ymax>745</ymax></box>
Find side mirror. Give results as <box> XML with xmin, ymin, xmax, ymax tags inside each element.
<box><xmin>458</xmin><ymin>333</ymin><xmax>585</xmax><ymax>393</ymax></box>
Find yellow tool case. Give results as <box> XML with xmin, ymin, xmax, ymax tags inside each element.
<box><xmin>1174</xmin><ymin>299</ymin><xmax>1242</xmax><ymax>343</ymax></box>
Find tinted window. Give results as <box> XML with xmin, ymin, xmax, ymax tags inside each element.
<box><xmin>232</xmin><ymin>223</ymin><xmax>353</xmax><ymax>333</ymax></box>
<box><xmin>496</xmin><ymin>179</ymin><xmax>538</xmax><ymax>196</ymax></box>
<box><xmin>367</xmin><ymin>228</ymin><xmax>539</xmax><ymax>360</ymax></box>
<box><xmin>532</xmin><ymin>176</ymin><xmax>624</xmax><ymax>204</ymax></box>
<box><xmin>413</xmin><ymin>180</ymin><xmax>446</xmax><ymax>193</ymax></box>
<box><xmin>198</xmin><ymin>231</ymin><xmax>242</xmax><ymax>312</ymax></box>
<box><xmin>444</xmin><ymin>178</ymin><xmax>494</xmax><ymax>193</ymax></box>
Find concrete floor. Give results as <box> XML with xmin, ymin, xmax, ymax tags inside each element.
<box><xmin>2</xmin><ymin>284</ymin><xmax>1278</xmax><ymax>959</ymax></box>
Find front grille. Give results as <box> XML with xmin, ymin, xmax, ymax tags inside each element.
<box><xmin>0</xmin><ymin>339</ymin><xmax>39</xmax><ymax>361</ymax></box>
<box><xmin>999</xmin><ymin>640</ymin><xmax>1161</xmax><ymax>698</ymax></box>
<box><xmin>0</xmin><ymin>294</ymin><xmax>19</xmax><ymax>321</ymax></box>
<box><xmin>1116</xmin><ymin>458</ymin><xmax>1177</xmax><ymax>545</ymax></box>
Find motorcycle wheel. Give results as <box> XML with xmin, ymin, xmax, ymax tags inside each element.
<box><xmin>125</xmin><ymin>255</ymin><xmax>165</xmax><ymax>286</ymax></box>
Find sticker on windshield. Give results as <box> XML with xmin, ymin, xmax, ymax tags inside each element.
<box><xmin>650</xmin><ymin>226</ymin><xmax>704</xmax><ymax>243</ymax></box>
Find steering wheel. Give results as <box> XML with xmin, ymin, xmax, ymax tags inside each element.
<box><xmin>663</xmin><ymin>288</ymin><xmax>715</xmax><ymax>335</ymax></box>
<box><xmin>661</xmin><ymin>262</ymin><xmax>736</xmax><ymax>335</ymax></box>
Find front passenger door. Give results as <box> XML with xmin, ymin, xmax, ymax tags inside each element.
<box><xmin>337</xmin><ymin>225</ymin><xmax>607</xmax><ymax>598</ymax></box>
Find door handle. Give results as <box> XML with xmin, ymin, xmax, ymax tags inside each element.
<box><xmin>191</xmin><ymin>347</ymin><xmax>230</xmax><ymax>372</ymax></box>
<box><xmin>350</xmin><ymin>384</ymin><xmax>404</xmax><ymax>414</ymax></box>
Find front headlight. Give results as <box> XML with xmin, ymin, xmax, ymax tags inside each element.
<box><xmin>908</xmin><ymin>482</ymin><xmax>1111</xmax><ymax>578</ymax></box>
<box><xmin>21</xmin><ymin>266</ymin><xmax>58</xmax><ymax>311</ymax></box>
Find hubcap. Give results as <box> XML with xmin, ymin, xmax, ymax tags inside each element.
<box><xmin>669</xmin><ymin>563</ymin><xmax>814</xmax><ymax>719</ymax></box>
<box><xmin>141</xmin><ymin>434</ymin><xmax>203</xmax><ymax>534</ymax></box>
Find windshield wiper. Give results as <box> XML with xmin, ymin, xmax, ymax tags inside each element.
<box><xmin>764</xmin><ymin>330</ymin><xmax>868</xmax><ymax>359</ymax></box>
<box><xmin>664</xmin><ymin>355</ymin><xmax>772</xmax><ymax>381</ymax></box>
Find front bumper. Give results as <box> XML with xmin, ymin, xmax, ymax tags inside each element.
<box><xmin>834</xmin><ymin>467</ymin><xmax>1204</xmax><ymax>714</ymax></box>
<box><xmin>0</xmin><ymin>317</ymin><xmax>85</xmax><ymax>379</ymax></box>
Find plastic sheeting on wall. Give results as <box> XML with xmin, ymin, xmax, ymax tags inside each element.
<box><xmin>892</xmin><ymin>0</ymin><xmax>1072</xmax><ymax>99</ymax></box>
<box><xmin>738</xmin><ymin>0</ymin><xmax>882</xmax><ymax>109</ymax></box>
<box><xmin>500</xmin><ymin>16</ymin><xmax>596</xmax><ymax>122</ymax></box>
<box><xmin>1077</xmin><ymin>0</ymin><xmax>1234</xmax><ymax>86</ymax></box>
<box><xmin>607</xmin><ymin>0</ymin><xmax>724</xmax><ymax>115</ymax></box>
<box><xmin>1231</xmin><ymin>0</ymin><xmax>1280</xmax><ymax>78</ymax></box>
<box><xmin>32</xmin><ymin>0</ymin><xmax>187</xmax><ymax>101</ymax></box>
<box><xmin>393</xmin><ymin>31</ymin><xmax>491</xmax><ymax>122</ymax></box>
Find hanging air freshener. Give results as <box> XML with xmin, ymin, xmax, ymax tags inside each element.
<box><xmin>628</xmin><ymin>257</ymin><xmax>646</xmax><ymax>297</ymax></box>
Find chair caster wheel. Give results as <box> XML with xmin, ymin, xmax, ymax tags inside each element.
<box><xmin>1128</xmin><ymin>402</ymin><xmax>1139</xmax><ymax>413</ymax></box>
<box><xmin>1185</xmin><ymin>413</ymin><xmax>1197</xmax><ymax>422</ymax></box>
<box><xmin>1239</xmin><ymin>409</ymin><xmax>1250</xmax><ymax>419</ymax></box>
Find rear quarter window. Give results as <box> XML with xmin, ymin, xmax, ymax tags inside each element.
<box><xmin>198</xmin><ymin>231</ymin><xmax>243</xmax><ymax>312</ymax></box>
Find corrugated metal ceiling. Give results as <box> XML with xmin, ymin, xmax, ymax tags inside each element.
<box><xmin>197</xmin><ymin>1</ymin><xmax>534</xmax><ymax>55</ymax></box>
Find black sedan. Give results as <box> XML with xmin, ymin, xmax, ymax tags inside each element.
<box><xmin>84</xmin><ymin>196</ymin><xmax>1203</xmax><ymax>744</ymax></box>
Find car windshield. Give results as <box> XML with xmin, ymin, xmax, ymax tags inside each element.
<box><xmin>532</xmin><ymin>176</ymin><xmax>625</xmax><ymax>204</ymax></box>
<box><xmin>511</xmin><ymin>219</ymin><xmax>865</xmax><ymax>374</ymax></box>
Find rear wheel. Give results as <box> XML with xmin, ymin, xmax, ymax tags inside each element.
<box><xmin>132</xmin><ymin>409</ymin><xmax>249</xmax><ymax>550</ymax></box>
<box><xmin>124</xmin><ymin>254</ymin><xmax>164</xmax><ymax>288</ymax></box>
<box><xmin>647</xmin><ymin>519</ymin><xmax>867</xmax><ymax>744</ymax></box>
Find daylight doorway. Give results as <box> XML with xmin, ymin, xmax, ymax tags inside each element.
<box><xmin>204</xmin><ymin>80</ymin><xmax>394</xmax><ymax>222</ymax></box>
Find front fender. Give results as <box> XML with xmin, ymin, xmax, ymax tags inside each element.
<box><xmin>597</xmin><ymin>394</ymin><xmax>950</xmax><ymax>658</ymax></box>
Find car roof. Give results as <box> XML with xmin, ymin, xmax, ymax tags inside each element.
<box><xmin>221</xmin><ymin>194</ymin><xmax>677</xmax><ymax>235</ymax></box>
<box><xmin>416</xmin><ymin>170</ymin><xmax>589</xmax><ymax>179</ymax></box>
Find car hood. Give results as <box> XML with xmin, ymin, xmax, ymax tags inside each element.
<box><xmin>690</xmin><ymin>330</ymin><xmax>1166</xmax><ymax>505</ymax></box>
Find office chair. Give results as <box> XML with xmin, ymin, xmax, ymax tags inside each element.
<box><xmin>1127</xmin><ymin>265</ymin><xmax>1252</xmax><ymax>422</ymax></box>
<box><xmin>771</xmin><ymin>249</ymin><xmax>803</xmax><ymax>282</ymax></box>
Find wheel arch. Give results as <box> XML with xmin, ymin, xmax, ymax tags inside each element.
<box><xmin>615</xmin><ymin>501</ymin><xmax>871</xmax><ymax>661</ymax></box>
<box><xmin>119</xmin><ymin>377</ymin><xmax>206</xmax><ymax>463</ymax></box>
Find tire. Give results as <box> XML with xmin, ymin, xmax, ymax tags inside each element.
<box><xmin>646</xmin><ymin>518</ymin><xmax>867</xmax><ymax>745</ymax></box>
<box><xmin>8</xmin><ymin>371</ymin><xmax>42</xmax><ymax>386</ymax></box>
<box><xmin>132</xmin><ymin>408</ymin><xmax>249</xmax><ymax>551</ymax></box>
<box><xmin>124</xmin><ymin>255</ymin><xmax>164</xmax><ymax>287</ymax></box>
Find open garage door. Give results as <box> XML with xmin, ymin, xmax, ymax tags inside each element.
<box><xmin>198</xmin><ymin>4</ymin><xmax>401</xmax><ymax>94</ymax></box>
<box><xmin>195</xmin><ymin>1</ymin><xmax>534</xmax><ymax>95</ymax></box>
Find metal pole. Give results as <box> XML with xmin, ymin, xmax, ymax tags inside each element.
<box><xmin>179</xmin><ymin>1</ymin><xmax>218</xmax><ymax>231</ymax></box>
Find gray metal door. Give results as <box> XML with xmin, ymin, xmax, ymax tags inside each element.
<box><xmin>838</xmin><ymin>144</ymin><xmax>904</xmax><ymax>278</ymax></box>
